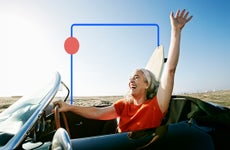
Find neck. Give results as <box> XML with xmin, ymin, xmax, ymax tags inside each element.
<box><xmin>132</xmin><ymin>95</ymin><xmax>147</xmax><ymax>105</ymax></box>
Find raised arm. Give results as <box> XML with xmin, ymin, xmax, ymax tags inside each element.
<box><xmin>157</xmin><ymin>9</ymin><xmax>193</xmax><ymax>114</ymax></box>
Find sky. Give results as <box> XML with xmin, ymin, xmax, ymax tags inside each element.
<box><xmin>0</xmin><ymin>0</ymin><xmax>229</xmax><ymax>97</ymax></box>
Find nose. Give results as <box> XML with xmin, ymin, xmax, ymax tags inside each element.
<box><xmin>129</xmin><ymin>78</ymin><xmax>136</xmax><ymax>86</ymax></box>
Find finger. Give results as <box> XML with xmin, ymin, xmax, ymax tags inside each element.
<box><xmin>180</xmin><ymin>9</ymin><xmax>186</xmax><ymax>18</ymax></box>
<box><xmin>186</xmin><ymin>15</ymin><xmax>193</xmax><ymax>23</ymax></box>
<box><xmin>184</xmin><ymin>12</ymin><xmax>189</xmax><ymax>19</ymax></box>
<box><xmin>175</xmin><ymin>10</ymin><xmax>180</xmax><ymax>18</ymax></box>
<box><xmin>53</xmin><ymin>100</ymin><xmax>61</xmax><ymax>107</ymax></box>
<box><xmin>53</xmin><ymin>101</ymin><xmax>59</xmax><ymax>105</ymax></box>
<box><xmin>170</xmin><ymin>11</ymin><xmax>174</xmax><ymax>19</ymax></box>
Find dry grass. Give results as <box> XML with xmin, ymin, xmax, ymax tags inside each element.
<box><xmin>0</xmin><ymin>96</ymin><xmax>22</xmax><ymax>113</ymax></box>
<box><xmin>0</xmin><ymin>90</ymin><xmax>229</xmax><ymax>113</ymax></box>
<box><xmin>182</xmin><ymin>90</ymin><xmax>230</xmax><ymax>108</ymax></box>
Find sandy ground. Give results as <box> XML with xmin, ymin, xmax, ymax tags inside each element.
<box><xmin>0</xmin><ymin>90</ymin><xmax>230</xmax><ymax>113</ymax></box>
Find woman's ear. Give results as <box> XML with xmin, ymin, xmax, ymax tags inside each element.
<box><xmin>145</xmin><ymin>83</ymin><xmax>149</xmax><ymax>90</ymax></box>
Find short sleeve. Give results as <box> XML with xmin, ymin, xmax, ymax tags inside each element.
<box><xmin>113</xmin><ymin>99</ymin><xmax>125</xmax><ymax>116</ymax></box>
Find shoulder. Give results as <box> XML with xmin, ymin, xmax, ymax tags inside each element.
<box><xmin>113</xmin><ymin>99</ymin><xmax>128</xmax><ymax>114</ymax></box>
<box><xmin>144</xmin><ymin>97</ymin><xmax>158</xmax><ymax>108</ymax></box>
<box><xmin>147</xmin><ymin>96</ymin><xmax>163</xmax><ymax>117</ymax></box>
<box><xmin>114</xmin><ymin>99</ymin><xmax>127</xmax><ymax>106</ymax></box>
<box><xmin>146</xmin><ymin>96</ymin><xmax>157</xmax><ymax>104</ymax></box>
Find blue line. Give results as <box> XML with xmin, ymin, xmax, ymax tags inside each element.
<box><xmin>70</xmin><ymin>23</ymin><xmax>160</xmax><ymax>46</ymax></box>
<box><xmin>69</xmin><ymin>23</ymin><xmax>160</xmax><ymax>103</ymax></box>
<box><xmin>70</xmin><ymin>54</ymin><xmax>73</xmax><ymax>105</ymax></box>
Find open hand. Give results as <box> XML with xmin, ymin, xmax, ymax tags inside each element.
<box><xmin>170</xmin><ymin>9</ymin><xmax>193</xmax><ymax>30</ymax></box>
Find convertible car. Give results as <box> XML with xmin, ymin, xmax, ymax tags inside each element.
<box><xmin>0</xmin><ymin>72</ymin><xmax>230</xmax><ymax>150</ymax></box>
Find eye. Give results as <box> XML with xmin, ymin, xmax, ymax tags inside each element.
<box><xmin>134</xmin><ymin>76</ymin><xmax>139</xmax><ymax>80</ymax></box>
<box><xmin>129</xmin><ymin>75</ymin><xmax>139</xmax><ymax>81</ymax></box>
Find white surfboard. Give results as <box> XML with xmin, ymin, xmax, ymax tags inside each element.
<box><xmin>145</xmin><ymin>45</ymin><xmax>164</xmax><ymax>82</ymax></box>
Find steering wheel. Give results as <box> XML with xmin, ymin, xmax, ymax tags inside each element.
<box><xmin>54</xmin><ymin>105</ymin><xmax>71</xmax><ymax>138</ymax></box>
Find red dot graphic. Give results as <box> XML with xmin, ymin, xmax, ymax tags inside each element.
<box><xmin>64</xmin><ymin>37</ymin><xmax>79</xmax><ymax>54</ymax></box>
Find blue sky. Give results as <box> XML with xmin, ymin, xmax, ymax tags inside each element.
<box><xmin>0</xmin><ymin>0</ymin><xmax>229</xmax><ymax>96</ymax></box>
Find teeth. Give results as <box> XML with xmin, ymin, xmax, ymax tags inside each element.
<box><xmin>131</xmin><ymin>85</ymin><xmax>136</xmax><ymax>89</ymax></box>
<box><xmin>130</xmin><ymin>83</ymin><xmax>136</xmax><ymax>89</ymax></box>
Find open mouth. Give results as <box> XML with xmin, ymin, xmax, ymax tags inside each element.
<box><xmin>130</xmin><ymin>84</ymin><xmax>137</xmax><ymax>90</ymax></box>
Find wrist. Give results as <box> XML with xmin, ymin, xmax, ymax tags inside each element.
<box><xmin>172</xmin><ymin>27</ymin><xmax>182</xmax><ymax>33</ymax></box>
<box><xmin>171</xmin><ymin>29</ymin><xmax>181</xmax><ymax>39</ymax></box>
<box><xmin>64</xmin><ymin>104</ymin><xmax>72</xmax><ymax>112</ymax></box>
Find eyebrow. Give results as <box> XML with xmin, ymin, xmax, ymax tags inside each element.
<box><xmin>130</xmin><ymin>74</ymin><xmax>140</xmax><ymax>78</ymax></box>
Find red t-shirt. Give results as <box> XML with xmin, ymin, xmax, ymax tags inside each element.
<box><xmin>114</xmin><ymin>96</ymin><xmax>163</xmax><ymax>132</ymax></box>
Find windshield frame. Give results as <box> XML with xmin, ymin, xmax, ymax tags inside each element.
<box><xmin>0</xmin><ymin>72</ymin><xmax>61</xmax><ymax>150</ymax></box>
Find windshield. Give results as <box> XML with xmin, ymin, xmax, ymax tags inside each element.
<box><xmin>0</xmin><ymin>72</ymin><xmax>61</xmax><ymax>147</ymax></box>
